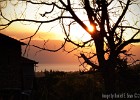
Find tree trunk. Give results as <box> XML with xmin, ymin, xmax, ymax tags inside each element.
<box><xmin>93</xmin><ymin>33</ymin><xmax>116</xmax><ymax>93</ymax></box>
<box><xmin>101</xmin><ymin>60</ymin><xmax>116</xmax><ymax>93</ymax></box>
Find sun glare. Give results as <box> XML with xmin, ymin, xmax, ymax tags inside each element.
<box><xmin>88</xmin><ymin>25</ymin><xmax>94</xmax><ymax>32</ymax></box>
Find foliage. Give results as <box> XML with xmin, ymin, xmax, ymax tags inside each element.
<box><xmin>34</xmin><ymin>70</ymin><xmax>103</xmax><ymax>100</ymax></box>
<box><xmin>34</xmin><ymin>67</ymin><xmax>140</xmax><ymax>100</ymax></box>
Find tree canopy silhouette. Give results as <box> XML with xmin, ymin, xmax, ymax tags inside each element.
<box><xmin>0</xmin><ymin>0</ymin><xmax>140</xmax><ymax>93</ymax></box>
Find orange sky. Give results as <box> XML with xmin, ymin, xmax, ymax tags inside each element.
<box><xmin>0</xmin><ymin>1</ymin><xmax>140</xmax><ymax>41</ymax></box>
<box><xmin>0</xmin><ymin>1</ymin><xmax>93</xmax><ymax>42</ymax></box>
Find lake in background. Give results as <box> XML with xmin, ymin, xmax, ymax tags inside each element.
<box><xmin>35</xmin><ymin>63</ymin><xmax>80</xmax><ymax>72</ymax></box>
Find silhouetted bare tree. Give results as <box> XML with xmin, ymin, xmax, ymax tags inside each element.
<box><xmin>0</xmin><ymin>0</ymin><xmax>140</xmax><ymax>93</ymax></box>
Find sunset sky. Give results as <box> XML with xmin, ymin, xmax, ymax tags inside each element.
<box><xmin>0</xmin><ymin>1</ymin><xmax>93</xmax><ymax>41</ymax></box>
<box><xmin>0</xmin><ymin>1</ymin><xmax>140</xmax><ymax>71</ymax></box>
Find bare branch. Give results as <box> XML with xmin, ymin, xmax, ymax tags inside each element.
<box><xmin>116</xmin><ymin>38</ymin><xmax>140</xmax><ymax>56</ymax></box>
<box><xmin>118</xmin><ymin>25</ymin><xmax>140</xmax><ymax>30</ymax></box>
<box><xmin>0</xmin><ymin>16</ymin><xmax>73</xmax><ymax>30</ymax></box>
<box><xmin>59</xmin><ymin>0</ymin><xmax>91</xmax><ymax>34</ymax></box>
<box><xmin>30</xmin><ymin>40</ymin><xmax>66</xmax><ymax>52</ymax></box>
<box><xmin>131</xmin><ymin>30</ymin><xmax>140</xmax><ymax>39</ymax></box>
<box><xmin>111</xmin><ymin>0</ymin><xmax>130</xmax><ymax>34</ymax></box>
<box><xmin>80</xmin><ymin>53</ymin><xmax>99</xmax><ymax>69</ymax></box>
<box><xmin>61</xmin><ymin>17</ymin><xmax>94</xmax><ymax>48</ymax></box>
<box><xmin>40</xmin><ymin>4</ymin><xmax>55</xmax><ymax>17</ymax></box>
<box><xmin>23</xmin><ymin>23</ymin><xmax>42</xmax><ymax>56</ymax></box>
<box><xmin>20</xmin><ymin>0</ymin><xmax>65</xmax><ymax>9</ymax></box>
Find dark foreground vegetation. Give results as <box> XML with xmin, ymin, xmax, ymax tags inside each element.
<box><xmin>34</xmin><ymin>64</ymin><xmax>140</xmax><ymax>100</ymax></box>
<box><xmin>0</xmin><ymin>64</ymin><xmax>140</xmax><ymax>100</ymax></box>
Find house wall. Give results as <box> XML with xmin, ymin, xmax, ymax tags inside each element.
<box><xmin>0</xmin><ymin>63</ymin><xmax>22</xmax><ymax>89</ymax></box>
<box><xmin>0</xmin><ymin>36</ymin><xmax>36</xmax><ymax>90</ymax></box>
<box><xmin>22</xmin><ymin>64</ymin><xmax>35</xmax><ymax>90</ymax></box>
<box><xmin>0</xmin><ymin>43</ymin><xmax>22</xmax><ymax>64</ymax></box>
<box><xmin>0</xmin><ymin>34</ymin><xmax>37</xmax><ymax>100</ymax></box>
<box><xmin>0</xmin><ymin>42</ymin><xmax>22</xmax><ymax>89</ymax></box>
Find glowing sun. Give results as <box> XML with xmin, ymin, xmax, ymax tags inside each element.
<box><xmin>88</xmin><ymin>25</ymin><xmax>94</xmax><ymax>32</ymax></box>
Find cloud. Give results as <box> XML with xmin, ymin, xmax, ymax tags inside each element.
<box><xmin>22</xmin><ymin>40</ymin><xmax>79</xmax><ymax>64</ymax></box>
<box><xmin>22</xmin><ymin>40</ymin><xmax>140</xmax><ymax>65</ymax></box>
